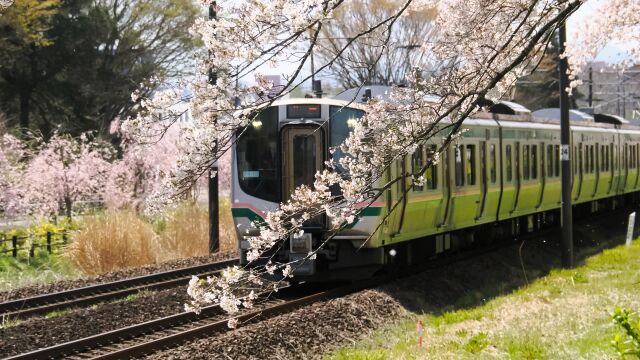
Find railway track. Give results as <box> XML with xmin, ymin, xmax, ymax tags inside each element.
<box><xmin>4</xmin><ymin>282</ymin><xmax>364</xmax><ymax>360</ymax></box>
<box><xmin>5</xmin><ymin>207</ymin><xmax>631</xmax><ymax>359</ymax></box>
<box><xmin>0</xmin><ymin>258</ymin><xmax>239</xmax><ymax>319</ymax></box>
<box><xmin>4</xmin><ymin>236</ymin><xmax>533</xmax><ymax>360</ymax></box>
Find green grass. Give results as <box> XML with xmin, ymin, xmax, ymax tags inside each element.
<box><xmin>326</xmin><ymin>240</ymin><xmax>640</xmax><ymax>359</ymax></box>
<box><xmin>45</xmin><ymin>309</ymin><xmax>73</xmax><ymax>318</ymax></box>
<box><xmin>0</xmin><ymin>250</ymin><xmax>80</xmax><ymax>292</ymax></box>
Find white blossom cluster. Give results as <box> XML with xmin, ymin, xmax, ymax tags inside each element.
<box><xmin>0</xmin><ymin>0</ymin><xmax>13</xmax><ymax>14</ymax></box>
<box><xmin>564</xmin><ymin>0</ymin><xmax>640</xmax><ymax>90</ymax></box>
<box><xmin>123</xmin><ymin>0</ymin><xmax>640</xmax><ymax>317</ymax></box>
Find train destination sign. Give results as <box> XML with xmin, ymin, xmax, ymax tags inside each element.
<box><xmin>287</xmin><ymin>104</ymin><xmax>321</xmax><ymax>119</ymax></box>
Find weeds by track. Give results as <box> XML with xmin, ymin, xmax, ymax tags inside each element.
<box><xmin>0</xmin><ymin>258</ymin><xmax>238</xmax><ymax>319</ymax></box>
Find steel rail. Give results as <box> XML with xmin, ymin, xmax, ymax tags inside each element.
<box><xmin>4</xmin><ymin>284</ymin><xmax>352</xmax><ymax>360</ymax></box>
<box><xmin>6</xmin><ymin>206</ymin><xmax>630</xmax><ymax>360</ymax></box>
<box><xmin>0</xmin><ymin>258</ymin><xmax>239</xmax><ymax>319</ymax></box>
<box><xmin>4</xmin><ymin>237</ymin><xmax>527</xmax><ymax>360</ymax></box>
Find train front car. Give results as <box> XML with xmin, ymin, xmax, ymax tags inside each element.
<box><xmin>232</xmin><ymin>98</ymin><xmax>386</xmax><ymax>281</ymax></box>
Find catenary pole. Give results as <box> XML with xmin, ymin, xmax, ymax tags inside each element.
<box><xmin>208</xmin><ymin>1</ymin><xmax>220</xmax><ymax>253</ymax></box>
<box><xmin>559</xmin><ymin>21</ymin><xmax>573</xmax><ymax>268</ymax></box>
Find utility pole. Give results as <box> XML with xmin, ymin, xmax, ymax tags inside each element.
<box><xmin>208</xmin><ymin>1</ymin><xmax>220</xmax><ymax>253</ymax></box>
<box><xmin>558</xmin><ymin>22</ymin><xmax>573</xmax><ymax>268</ymax></box>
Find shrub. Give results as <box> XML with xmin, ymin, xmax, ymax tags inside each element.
<box><xmin>612</xmin><ymin>307</ymin><xmax>640</xmax><ymax>358</ymax></box>
<box><xmin>66</xmin><ymin>210</ymin><xmax>159</xmax><ymax>274</ymax></box>
<box><xmin>158</xmin><ymin>202</ymin><xmax>210</xmax><ymax>260</ymax></box>
<box><xmin>158</xmin><ymin>199</ymin><xmax>238</xmax><ymax>260</ymax></box>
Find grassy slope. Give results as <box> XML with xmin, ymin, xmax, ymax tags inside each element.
<box><xmin>328</xmin><ymin>240</ymin><xmax>640</xmax><ymax>360</ymax></box>
<box><xmin>0</xmin><ymin>251</ymin><xmax>80</xmax><ymax>292</ymax></box>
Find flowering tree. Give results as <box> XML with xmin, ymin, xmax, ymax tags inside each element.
<box><xmin>122</xmin><ymin>0</ymin><xmax>640</xmax><ymax>316</ymax></box>
<box><xmin>0</xmin><ymin>0</ymin><xmax>13</xmax><ymax>14</ymax></box>
<box><xmin>0</xmin><ymin>133</ymin><xmax>30</xmax><ymax>218</ymax></box>
<box><xmin>18</xmin><ymin>133</ymin><xmax>113</xmax><ymax>218</ymax></box>
<box><xmin>106</xmin><ymin>116</ymin><xmax>232</xmax><ymax>212</ymax></box>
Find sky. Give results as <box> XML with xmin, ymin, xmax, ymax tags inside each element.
<box><xmin>250</xmin><ymin>0</ymin><xmax>634</xmax><ymax>88</ymax></box>
<box><xmin>568</xmin><ymin>0</ymin><xmax>634</xmax><ymax>64</ymax></box>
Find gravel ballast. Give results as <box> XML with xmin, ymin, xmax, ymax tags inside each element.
<box><xmin>1</xmin><ymin>212</ymin><xmax>625</xmax><ymax>359</ymax></box>
<box><xmin>0</xmin><ymin>251</ymin><xmax>237</xmax><ymax>302</ymax></box>
<box><xmin>0</xmin><ymin>286</ymin><xmax>193</xmax><ymax>357</ymax></box>
<box><xmin>146</xmin><ymin>289</ymin><xmax>403</xmax><ymax>360</ymax></box>
<box><xmin>146</xmin><ymin>217</ymin><xmax>624</xmax><ymax>360</ymax></box>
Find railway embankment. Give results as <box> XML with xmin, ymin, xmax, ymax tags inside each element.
<box><xmin>328</xmin><ymin>222</ymin><xmax>640</xmax><ymax>359</ymax></box>
<box><xmin>143</xmin><ymin>209</ymin><xmax>633</xmax><ymax>359</ymax></box>
<box><xmin>0</xmin><ymin>209</ymin><xmax>635</xmax><ymax>359</ymax></box>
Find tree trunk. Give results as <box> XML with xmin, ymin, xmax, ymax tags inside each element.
<box><xmin>65</xmin><ymin>196</ymin><xmax>72</xmax><ymax>219</ymax></box>
<box><xmin>19</xmin><ymin>89</ymin><xmax>31</xmax><ymax>129</ymax></box>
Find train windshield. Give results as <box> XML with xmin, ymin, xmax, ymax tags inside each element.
<box><xmin>236</xmin><ymin>106</ymin><xmax>279</xmax><ymax>202</ymax></box>
<box><xmin>330</xmin><ymin>106</ymin><xmax>365</xmax><ymax>172</ymax></box>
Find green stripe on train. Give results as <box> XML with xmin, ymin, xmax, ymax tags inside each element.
<box><xmin>231</xmin><ymin>206</ymin><xmax>383</xmax><ymax>224</ymax></box>
<box><xmin>231</xmin><ymin>208</ymin><xmax>265</xmax><ymax>223</ymax></box>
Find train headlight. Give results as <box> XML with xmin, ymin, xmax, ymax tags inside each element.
<box><xmin>251</xmin><ymin>120</ymin><xmax>263</xmax><ymax>129</ymax></box>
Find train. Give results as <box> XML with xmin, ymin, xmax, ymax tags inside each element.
<box><xmin>231</xmin><ymin>86</ymin><xmax>640</xmax><ymax>281</ymax></box>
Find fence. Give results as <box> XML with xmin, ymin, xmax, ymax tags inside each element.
<box><xmin>0</xmin><ymin>231</ymin><xmax>68</xmax><ymax>258</ymax></box>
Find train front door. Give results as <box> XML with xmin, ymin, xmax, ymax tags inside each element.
<box><xmin>281</xmin><ymin>125</ymin><xmax>325</xmax><ymax>226</ymax></box>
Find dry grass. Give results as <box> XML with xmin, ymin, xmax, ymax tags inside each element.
<box><xmin>67</xmin><ymin>210</ymin><xmax>159</xmax><ymax>275</ymax></box>
<box><xmin>158</xmin><ymin>199</ymin><xmax>237</xmax><ymax>260</ymax></box>
<box><xmin>218</xmin><ymin>198</ymin><xmax>238</xmax><ymax>252</ymax></box>
<box><xmin>66</xmin><ymin>201</ymin><xmax>238</xmax><ymax>274</ymax></box>
<box><xmin>158</xmin><ymin>202</ymin><xmax>210</xmax><ymax>260</ymax></box>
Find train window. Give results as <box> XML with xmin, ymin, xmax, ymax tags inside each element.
<box><xmin>584</xmin><ymin>145</ymin><xmax>590</xmax><ymax>173</ymax></box>
<box><xmin>236</xmin><ymin>106</ymin><xmax>280</xmax><ymax>202</ymax></box>
<box><xmin>506</xmin><ymin>145</ymin><xmax>513</xmax><ymax>182</ymax></box>
<box><xmin>531</xmin><ymin>145</ymin><xmax>538</xmax><ymax>179</ymax></box>
<box><xmin>490</xmin><ymin>144</ymin><xmax>497</xmax><ymax>183</ymax></box>
<box><xmin>330</xmin><ymin>106</ymin><xmax>365</xmax><ymax>172</ymax></box>
<box><xmin>607</xmin><ymin>144</ymin><xmax>611</xmax><ymax>171</ymax></box>
<box><xmin>574</xmin><ymin>146</ymin><xmax>578</xmax><ymax>174</ymax></box>
<box><xmin>455</xmin><ymin>145</ymin><xmax>465</xmax><ymax>186</ymax></box>
<box><xmin>615</xmin><ymin>145</ymin><xmax>618</xmax><ymax>170</ymax></box>
<box><xmin>546</xmin><ymin>145</ymin><xmax>553</xmax><ymax>178</ymax></box>
<box><xmin>600</xmin><ymin>144</ymin><xmax>605</xmax><ymax>171</ymax></box>
<box><xmin>578</xmin><ymin>145</ymin><xmax>583</xmax><ymax>175</ymax></box>
<box><xmin>554</xmin><ymin>145</ymin><xmax>560</xmax><ymax>177</ymax></box>
<box><xmin>590</xmin><ymin>145</ymin><xmax>595</xmax><ymax>173</ymax></box>
<box><xmin>586</xmin><ymin>145</ymin><xmax>591</xmax><ymax>173</ymax></box>
<box><xmin>426</xmin><ymin>145</ymin><xmax>438</xmax><ymax>190</ymax></box>
<box><xmin>523</xmin><ymin>145</ymin><xmax>530</xmax><ymax>180</ymax></box>
<box><xmin>466</xmin><ymin>144</ymin><xmax>476</xmax><ymax>185</ymax></box>
<box><xmin>412</xmin><ymin>145</ymin><xmax>424</xmax><ymax>191</ymax></box>
<box><xmin>515</xmin><ymin>144</ymin><xmax>520</xmax><ymax>182</ymax></box>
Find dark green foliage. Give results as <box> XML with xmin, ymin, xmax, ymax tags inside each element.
<box><xmin>612</xmin><ymin>307</ymin><xmax>640</xmax><ymax>358</ymax></box>
<box><xmin>511</xmin><ymin>36</ymin><xmax>582</xmax><ymax>111</ymax></box>
<box><xmin>0</xmin><ymin>0</ymin><xmax>200</xmax><ymax>139</ymax></box>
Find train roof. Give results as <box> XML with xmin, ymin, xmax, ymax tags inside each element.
<box><xmin>237</xmin><ymin>89</ymin><xmax>639</xmax><ymax>133</ymax></box>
